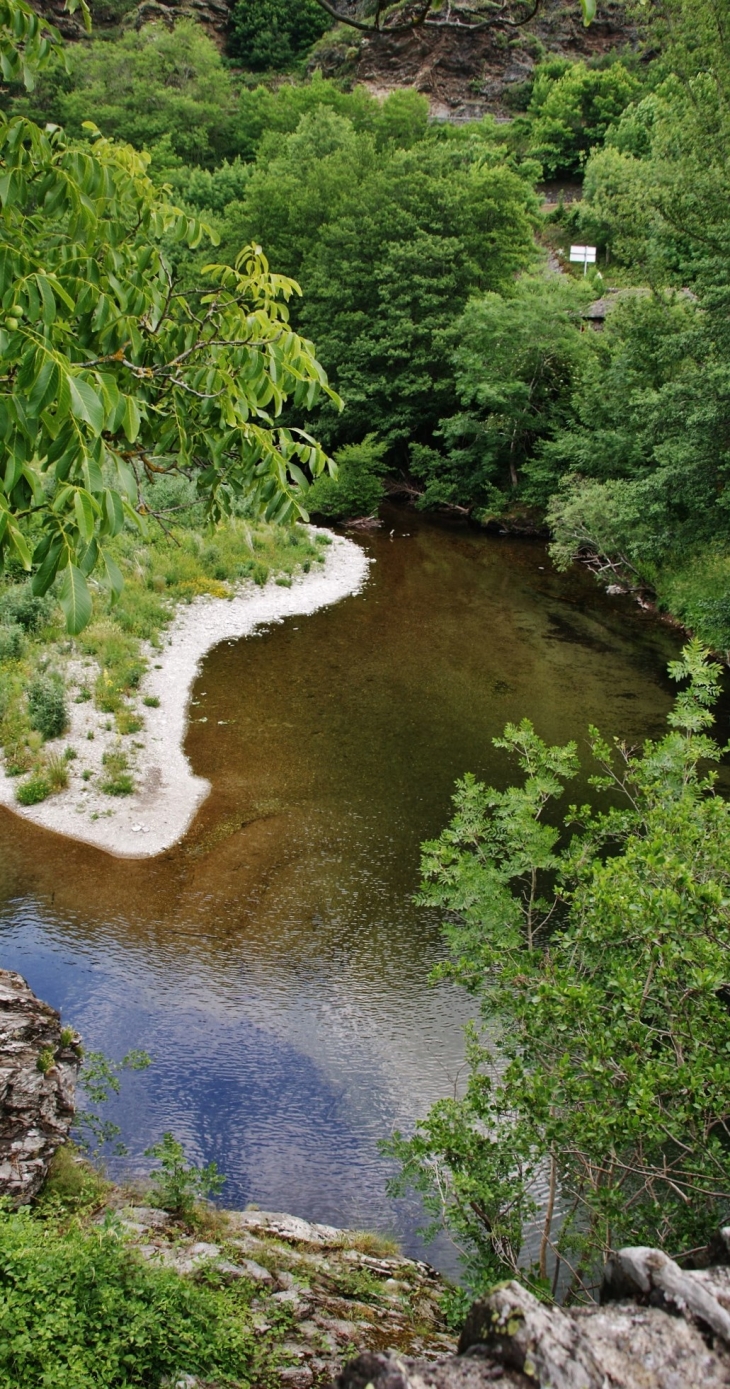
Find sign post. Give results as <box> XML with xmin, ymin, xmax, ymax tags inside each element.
<box><xmin>569</xmin><ymin>245</ymin><xmax>597</xmax><ymax>275</ymax></box>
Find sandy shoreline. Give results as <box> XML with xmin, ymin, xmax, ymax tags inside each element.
<box><xmin>0</xmin><ymin>531</ymin><xmax>370</xmax><ymax>858</ymax></box>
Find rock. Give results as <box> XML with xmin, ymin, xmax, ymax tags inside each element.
<box><xmin>339</xmin><ymin>1251</ymin><xmax>730</xmax><ymax>1389</ymax></box>
<box><xmin>229</xmin><ymin>1209</ymin><xmax>344</xmax><ymax>1247</ymax></box>
<box><xmin>0</xmin><ymin>968</ymin><xmax>81</xmax><ymax>1204</ymax></box>
<box><xmin>122</xmin><ymin>1205</ymin><xmax>172</xmax><ymax>1229</ymax></box>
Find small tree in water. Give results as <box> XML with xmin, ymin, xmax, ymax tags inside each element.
<box><xmin>384</xmin><ymin>641</ymin><xmax>730</xmax><ymax>1301</ymax></box>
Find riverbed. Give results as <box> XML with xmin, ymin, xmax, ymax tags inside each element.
<box><xmin>0</xmin><ymin>507</ymin><xmax>683</xmax><ymax>1268</ymax></box>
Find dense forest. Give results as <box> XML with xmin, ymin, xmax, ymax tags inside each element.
<box><xmin>3</xmin><ymin>0</ymin><xmax>730</xmax><ymax>650</ymax></box>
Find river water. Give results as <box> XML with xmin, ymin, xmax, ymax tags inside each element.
<box><xmin>0</xmin><ymin>508</ymin><xmax>683</xmax><ymax>1268</ymax></box>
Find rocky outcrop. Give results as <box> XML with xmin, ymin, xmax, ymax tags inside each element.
<box><xmin>100</xmin><ymin>1198</ymin><xmax>456</xmax><ymax>1387</ymax></box>
<box><xmin>339</xmin><ymin>1245</ymin><xmax>730</xmax><ymax>1389</ymax></box>
<box><xmin>316</xmin><ymin>0</ymin><xmax>639</xmax><ymax>123</ymax></box>
<box><xmin>0</xmin><ymin>969</ymin><xmax>81</xmax><ymax>1204</ymax></box>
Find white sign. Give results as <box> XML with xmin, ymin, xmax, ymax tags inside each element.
<box><xmin>569</xmin><ymin>244</ymin><xmax>597</xmax><ymax>274</ymax></box>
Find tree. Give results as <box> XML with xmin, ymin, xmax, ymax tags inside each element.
<box><xmin>228</xmin><ymin>0</ymin><xmax>330</xmax><ymax>72</ymax></box>
<box><xmin>385</xmin><ymin>642</ymin><xmax>730</xmax><ymax>1300</ymax></box>
<box><xmin>6</xmin><ymin>20</ymin><xmax>241</xmax><ymax>167</ymax></box>
<box><xmin>409</xmin><ymin>273</ymin><xmax>589</xmax><ymax>515</ymax></box>
<box><xmin>0</xmin><ymin>0</ymin><xmax>338</xmax><ymax>631</ymax></box>
<box><xmin>306</xmin><ymin>433</ymin><xmax>387</xmax><ymax>518</ymax></box>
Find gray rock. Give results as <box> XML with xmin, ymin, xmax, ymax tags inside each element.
<box><xmin>0</xmin><ymin>969</ymin><xmax>81</xmax><ymax>1204</ymax></box>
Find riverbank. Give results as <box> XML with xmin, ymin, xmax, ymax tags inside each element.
<box><xmin>0</xmin><ymin>530</ymin><xmax>369</xmax><ymax>858</ymax></box>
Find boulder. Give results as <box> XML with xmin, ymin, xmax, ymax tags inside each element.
<box><xmin>0</xmin><ymin>969</ymin><xmax>81</xmax><ymax>1203</ymax></box>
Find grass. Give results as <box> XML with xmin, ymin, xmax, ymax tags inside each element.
<box><xmin>654</xmin><ymin>547</ymin><xmax>730</xmax><ymax>653</ymax></box>
<box><xmin>0</xmin><ymin>509</ymin><xmax>324</xmax><ymax>800</ymax></box>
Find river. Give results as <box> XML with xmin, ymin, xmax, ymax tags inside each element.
<box><xmin>0</xmin><ymin>507</ymin><xmax>682</xmax><ymax>1269</ymax></box>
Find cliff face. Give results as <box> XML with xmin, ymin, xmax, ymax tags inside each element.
<box><xmin>29</xmin><ymin>0</ymin><xmax>638</xmax><ymax>119</ymax></box>
<box><xmin>0</xmin><ymin>969</ymin><xmax>81</xmax><ymax>1204</ymax></box>
<box><xmin>315</xmin><ymin>0</ymin><xmax>639</xmax><ymax>121</ymax></box>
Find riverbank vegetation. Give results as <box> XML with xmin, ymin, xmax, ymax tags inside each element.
<box><xmin>387</xmin><ymin>641</ymin><xmax>730</xmax><ymax>1298</ymax></box>
<box><xmin>0</xmin><ymin>511</ymin><xmax>322</xmax><ymax>804</ymax></box>
<box><xmin>5</xmin><ymin>0</ymin><xmax>729</xmax><ymax>647</ymax></box>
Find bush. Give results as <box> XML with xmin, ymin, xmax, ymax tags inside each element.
<box><xmin>0</xmin><ymin>1207</ymin><xmax>259</xmax><ymax>1388</ymax></box>
<box><xmin>307</xmin><ymin>435</ymin><xmax>388</xmax><ymax>520</ymax></box>
<box><xmin>27</xmin><ymin>673</ymin><xmax>68</xmax><ymax>740</ymax></box>
<box><xmin>228</xmin><ymin>0</ymin><xmax>330</xmax><ymax>71</ymax></box>
<box><xmin>0</xmin><ymin>583</ymin><xmax>54</xmax><ymax>633</ymax></box>
<box><xmin>0</xmin><ymin>623</ymin><xmax>24</xmax><ymax>660</ymax></box>
<box><xmin>144</xmin><ymin>1132</ymin><xmax>225</xmax><ymax>1217</ymax></box>
<box><xmin>16</xmin><ymin>772</ymin><xmax>50</xmax><ymax>805</ymax></box>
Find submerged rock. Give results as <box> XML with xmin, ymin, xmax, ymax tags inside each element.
<box><xmin>0</xmin><ymin>968</ymin><xmax>81</xmax><ymax>1204</ymax></box>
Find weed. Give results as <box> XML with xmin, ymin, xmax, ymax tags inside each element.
<box><xmin>64</xmin><ymin>747</ymin><xmax>77</xmax><ymax>761</ymax></box>
<box><xmin>275</xmin><ymin>577</ymin><xmax>292</xmax><ymax>588</ymax></box>
<box><xmin>116</xmin><ymin>707</ymin><xmax>143</xmax><ymax>735</ymax></box>
<box><xmin>36</xmin><ymin>1142</ymin><xmax>109</xmax><ymax>1215</ymax></box>
<box><xmin>87</xmin><ymin>730</ymin><xmax>94</xmax><ymax>740</ymax></box>
<box><xmin>143</xmin><ymin>695</ymin><xmax>160</xmax><ymax>707</ymax></box>
<box><xmin>101</xmin><ymin>749</ymin><xmax>134</xmax><ymax>796</ymax></box>
<box><xmin>45</xmin><ymin>753</ymin><xmax>69</xmax><ymax>792</ymax></box>
<box><xmin>36</xmin><ymin>1048</ymin><xmax>55</xmax><ymax>1075</ymax></box>
<box><xmin>0</xmin><ymin>583</ymin><xmax>55</xmax><ymax>632</ymax></box>
<box><xmin>82</xmin><ymin>769</ymin><xmax>91</xmax><ymax>781</ymax></box>
<box><xmin>0</xmin><ymin>623</ymin><xmax>24</xmax><ymax>660</ymax></box>
<box><xmin>75</xmin><ymin>686</ymin><xmax>92</xmax><ymax>703</ymax></box>
<box><xmin>59</xmin><ymin>1027</ymin><xmax>76</xmax><ymax>1047</ymax></box>
<box><xmin>16</xmin><ymin>772</ymin><xmax>50</xmax><ymax>805</ymax></box>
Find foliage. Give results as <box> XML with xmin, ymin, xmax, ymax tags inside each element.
<box><xmin>75</xmin><ymin>1048</ymin><xmax>151</xmax><ymax>1155</ymax></box>
<box><xmin>0</xmin><ymin>1205</ymin><xmax>262</xmax><ymax>1388</ymax></box>
<box><xmin>27</xmin><ymin>670</ymin><xmax>67</xmax><ymax>739</ymax></box>
<box><xmin>411</xmin><ymin>274</ymin><xmax>589</xmax><ymax>514</ymax></box>
<box><xmin>7</xmin><ymin>21</ymin><xmax>240</xmax><ymax>167</ymax></box>
<box><xmin>307</xmin><ymin>433</ymin><xmax>387</xmax><ymax>518</ymax></box>
<box><xmin>386</xmin><ymin>643</ymin><xmax>730</xmax><ymax>1299</ymax></box>
<box><xmin>100</xmin><ymin>747</ymin><xmax>133</xmax><ymax>795</ymax></box>
<box><xmin>234</xmin><ymin>75</ymin><xmax>429</xmax><ymax>162</ymax></box>
<box><xmin>0</xmin><ymin>0</ymin><xmax>338</xmax><ymax>634</ymax></box>
<box><xmin>144</xmin><ymin>1131</ymin><xmax>225</xmax><ymax>1217</ymax></box>
<box><xmin>225</xmin><ymin>109</ymin><xmax>537</xmax><ymax>452</ymax></box>
<box><xmin>228</xmin><ymin>0</ymin><xmax>330</xmax><ymax>72</ymax></box>
<box><xmin>525</xmin><ymin>59</ymin><xmax>640</xmax><ymax>178</ymax></box>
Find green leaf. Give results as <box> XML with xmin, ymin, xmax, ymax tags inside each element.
<box><xmin>580</xmin><ymin>0</ymin><xmax>596</xmax><ymax>22</ymax></box>
<box><xmin>68</xmin><ymin>376</ymin><xmax>105</xmax><ymax>435</ymax></box>
<box><xmin>73</xmin><ymin>487</ymin><xmax>96</xmax><ymax>542</ymax></box>
<box><xmin>122</xmin><ymin>395</ymin><xmax>141</xmax><ymax>443</ymax></box>
<box><xmin>59</xmin><ymin>562</ymin><xmax>93</xmax><ymax>634</ymax></box>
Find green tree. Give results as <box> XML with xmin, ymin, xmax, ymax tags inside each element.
<box><xmin>228</xmin><ymin>0</ymin><xmax>330</xmax><ymax>72</ymax></box>
<box><xmin>526</xmin><ymin>59</ymin><xmax>641</xmax><ymax>178</ymax></box>
<box><xmin>386</xmin><ymin>643</ymin><xmax>730</xmax><ymax>1299</ymax></box>
<box><xmin>410</xmin><ymin>274</ymin><xmax>589</xmax><ymax>515</ymax></box>
<box><xmin>7</xmin><ymin>20</ymin><xmax>240</xmax><ymax>167</ymax></box>
<box><xmin>0</xmin><ymin>0</ymin><xmax>338</xmax><ymax>632</ymax></box>
<box><xmin>307</xmin><ymin>433</ymin><xmax>387</xmax><ymax>518</ymax></box>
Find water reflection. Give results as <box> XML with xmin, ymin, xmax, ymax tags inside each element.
<box><xmin>0</xmin><ymin>508</ymin><xmax>682</xmax><ymax>1269</ymax></box>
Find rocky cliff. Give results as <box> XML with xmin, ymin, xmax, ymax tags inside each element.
<box><xmin>0</xmin><ymin>968</ymin><xmax>81</xmax><ymax>1204</ymax></box>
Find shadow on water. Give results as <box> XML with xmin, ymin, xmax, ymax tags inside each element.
<box><xmin>0</xmin><ymin>506</ymin><xmax>689</xmax><ymax>1271</ymax></box>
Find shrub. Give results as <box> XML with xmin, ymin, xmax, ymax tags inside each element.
<box><xmin>16</xmin><ymin>772</ymin><xmax>51</xmax><ymax>805</ymax></box>
<box><xmin>27</xmin><ymin>672</ymin><xmax>68</xmax><ymax>740</ymax></box>
<box><xmin>0</xmin><ymin>584</ymin><xmax>54</xmax><ymax>633</ymax></box>
<box><xmin>228</xmin><ymin>0</ymin><xmax>330</xmax><ymax>71</ymax></box>
<box><xmin>0</xmin><ymin>1206</ymin><xmax>260</xmax><ymax>1388</ymax></box>
<box><xmin>0</xmin><ymin>623</ymin><xmax>24</xmax><ymax>660</ymax></box>
<box><xmin>144</xmin><ymin>1132</ymin><xmax>225</xmax><ymax>1217</ymax></box>
<box><xmin>307</xmin><ymin>434</ymin><xmax>388</xmax><ymax>520</ymax></box>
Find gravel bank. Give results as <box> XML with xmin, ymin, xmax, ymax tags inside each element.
<box><xmin>0</xmin><ymin>531</ymin><xmax>370</xmax><ymax>858</ymax></box>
